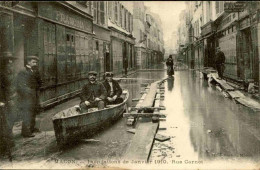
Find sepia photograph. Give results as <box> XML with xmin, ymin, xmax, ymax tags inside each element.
<box><xmin>0</xmin><ymin>1</ymin><xmax>260</xmax><ymax>169</ymax></box>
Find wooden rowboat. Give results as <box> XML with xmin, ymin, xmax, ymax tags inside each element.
<box><xmin>52</xmin><ymin>90</ymin><xmax>129</xmax><ymax>146</ymax></box>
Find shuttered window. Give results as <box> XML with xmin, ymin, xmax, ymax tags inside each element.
<box><xmin>99</xmin><ymin>1</ymin><xmax>105</xmax><ymax>25</ymax></box>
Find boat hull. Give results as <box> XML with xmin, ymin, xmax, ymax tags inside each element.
<box><xmin>53</xmin><ymin>91</ymin><xmax>129</xmax><ymax>146</ymax></box>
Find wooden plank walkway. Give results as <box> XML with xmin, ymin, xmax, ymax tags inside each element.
<box><xmin>124</xmin><ymin>79</ymin><xmax>166</xmax><ymax>161</ymax></box>
<box><xmin>211</xmin><ymin>74</ymin><xmax>234</xmax><ymax>91</ymax></box>
<box><xmin>124</xmin><ymin>122</ymin><xmax>159</xmax><ymax>161</ymax></box>
<box><xmin>207</xmin><ymin>71</ymin><xmax>260</xmax><ymax>111</ymax></box>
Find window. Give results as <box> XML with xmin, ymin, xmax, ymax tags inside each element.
<box><xmin>130</xmin><ymin>14</ymin><xmax>133</xmax><ymax>33</ymax></box>
<box><xmin>122</xmin><ymin>7</ymin><xmax>125</xmax><ymax>29</ymax></box>
<box><xmin>86</xmin><ymin>1</ymin><xmax>92</xmax><ymax>15</ymax></box>
<box><xmin>115</xmin><ymin>1</ymin><xmax>118</xmax><ymax>23</ymax></box>
<box><xmin>119</xmin><ymin>4</ymin><xmax>122</xmax><ymax>26</ymax></box>
<box><xmin>93</xmin><ymin>1</ymin><xmax>98</xmax><ymax>23</ymax></box>
<box><xmin>216</xmin><ymin>1</ymin><xmax>224</xmax><ymax>14</ymax></box>
<box><xmin>96</xmin><ymin>41</ymin><xmax>99</xmax><ymax>50</ymax></box>
<box><xmin>125</xmin><ymin>10</ymin><xmax>129</xmax><ymax>31</ymax></box>
<box><xmin>216</xmin><ymin>1</ymin><xmax>219</xmax><ymax>14</ymax></box>
<box><xmin>99</xmin><ymin>1</ymin><xmax>105</xmax><ymax>25</ymax></box>
<box><xmin>128</xmin><ymin>13</ymin><xmax>131</xmax><ymax>32</ymax></box>
<box><xmin>108</xmin><ymin>1</ymin><xmax>112</xmax><ymax>19</ymax></box>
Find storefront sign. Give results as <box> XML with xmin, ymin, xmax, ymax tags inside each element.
<box><xmin>39</xmin><ymin>2</ymin><xmax>92</xmax><ymax>33</ymax></box>
<box><xmin>224</xmin><ymin>2</ymin><xmax>245</xmax><ymax>13</ymax></box>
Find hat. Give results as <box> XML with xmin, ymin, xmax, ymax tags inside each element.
<box><xmin>88</xmin><ymin>71</ymin><xmax>97</xmax><ymax>75</ymax></box>
<box><xmin>105</xmin><ymin>72</ymin><xmax>113</xmax><ymax>77</ymax></box>
<box><xmin>27</xmin><ymin>56</ymin><xmax>39</xmax><ymax>61</ymax></box>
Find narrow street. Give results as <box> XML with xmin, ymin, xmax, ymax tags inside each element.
<box><xmin>1</xmin><ymin>64</ymin><xmax>260</xmax><ymax>169</ymax></box>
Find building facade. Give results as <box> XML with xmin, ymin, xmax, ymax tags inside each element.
<box><xmin>0</xmin><ymin>1</ymin><xmax>94</xmax><ymax>107</ymax></box>
<box><xmin>107</xmin><ymin>1</ymin><xmax>135</xmax><ymax>76</ymax></box>
<box><xmin>133</xmin><ymin>3</ymin><xmax>165</xmax><ymax>69</ymax></box>
<box><xmin>179</xmin><ymin>1</ymin><xmax>260</xmax><ymax>91</ymax></box>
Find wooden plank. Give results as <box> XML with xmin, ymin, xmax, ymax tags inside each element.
<box><xmin>235</xmin><ymin>97</ymin><xmax>260</xmax><ymax>111</ymax></box>
<box><xmin>127</xmin><ymin>129</ymin><xmax>136</xmax><ymax>134</ymax></box>
<box><xmin>124</xmin><ymin>122</ymin><xmax>159</xmax><ymax>161</ymax></box>
<box><xmin>123</xmin><ymin>112</ymin><xmax>167</xmax><ymax>118</ymax></box>
<box><xmin>228</xmin><ymin>90</ymin><xmax>245</xmax><ymax>99</ymax></box>
<box><xmin>141</xmin><ymin>81</ymin><xmax>160</xmax><ymax>108</ymax></box>
<box><xmin>131</xmin><ymin>106</ymin><xmax>166</xmax><ymax>111</ymax></box>
<box><xmin>155</xmin><ymin>133</ymin><xmax>170</xmax><ymax>142</ymax></box>
<box><xmin>211</xmin><ymin>74</ymin><xmax>234</xmax><ymax>91</ymax></box>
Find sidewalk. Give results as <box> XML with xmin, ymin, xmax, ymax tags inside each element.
<box><xmin>200</xmin><ymin>68</ymin><xmax>260</xmax><ymax>112</ymax></box>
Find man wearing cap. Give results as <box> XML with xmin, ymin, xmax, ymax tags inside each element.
<box><xmin>0</xmin><ymin>52</ymin><xmax>17</xmax><ymax>158</ymax></box>
<box><xmin>80</xmin><ymin>71</ymin><xmax>107</xmax><ymax>111</ymax></box>
<box><xmin>215</xmin><ymin>47</ymin><xmax>226</xmax><ymax>79</ymax></box>
<box><xmin>102</xmin><ymin>72</ymin><xmax>123</xmax><ymax>105</ymax></box>
<box><xmin>16</xmin><ymin>56</ymin><xmax>42</xmax><ymax>137</ymax></box>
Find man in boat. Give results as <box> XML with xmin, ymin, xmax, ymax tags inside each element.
<box><xmin>0</xmin><ymin>52</ymin><xmax>16</xmax><ymax>159</ymax></box>
<box><xmin>102</xmin><ymin>72</ymin><xmax>123</xmax><ymax>105</ymax></box>
<box><xmin>80</xmin><ymin>71</ymin><xmax>107</xmax><ymax>111</ymax></box>
<box><xmin>16</xmin><ymin>56</ymin><xmax>42</xmax><ymax>138</ymax></box>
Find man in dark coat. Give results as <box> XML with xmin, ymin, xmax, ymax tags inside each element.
<box><xmin>215</xmin><ymin>47</ymin><xmax>226</xmax><ymax>79</ymax></box>
<box><xmin>166</xmin><ymin>55</ymin><xmax>174</xmax><ymax>76</ymax></box>
<box><xmin>80</xmin><ymin>71</ymin><xmax>107</xmax><ymax>111</ymax></box>
<box><xmin>0</xmin><ymin>52</ymin><xmax>16</xmax><ymax>159</ymax></box>
<box><xmin>102</xmin><ymin>72</ymin><xmax>123</xmax><ymax>105</ymax></box>
<box><xmin>16</xmin><ymin>56</ymin><xmax>42</xmax><ymax>137</ymax></box>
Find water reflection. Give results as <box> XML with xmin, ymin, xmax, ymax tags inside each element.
<box><xmin>167</xmin><ymin>77</ymin><xmax>174</xmax><ymax>91</ymax></box>
<box><xmin>175</xmin><ymin>71</ymin><xmax>260</xmax><ymax>161</ymax></box>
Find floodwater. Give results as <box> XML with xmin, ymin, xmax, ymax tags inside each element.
<box><xmin>150</xmin><ymin>68</ymin><xmax>260</xmax><ymax>169</ymax></box>
<box><xmin>2</xmin><ymin>63</ymin><xmax>260</xmax><ymax>169</ymax></box>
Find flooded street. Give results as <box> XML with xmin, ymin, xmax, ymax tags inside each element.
<box><xmin>151</xmin><ymin>69</ymin><xmax>260</xmax><ymax>168</ymax></box>
<box><xmin>1</xmin><ymin>65</ymin><xmax>260</xmax><ymax>169</ymax></box>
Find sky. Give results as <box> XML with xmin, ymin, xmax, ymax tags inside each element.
<box><xmin>144</xmin><ymin>1</ymin><xmax>186</xmax><ymax>43</ymax></box>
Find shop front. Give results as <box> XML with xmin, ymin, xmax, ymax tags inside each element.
<box><xmin>238</xmin><ymin>10</ymin><xmax>259</xmax><ymax>85</ymax></box>
<box><xmin>110</xmin><ymin>27</ymin><xmax>135</xmax><ymax>76</ymax></box>
<box><xmin>93</xmin><ymin>24</ymin><xmax>111</xmax><ymax>79</ymax></box>
<box><xmin>37</xmin><ymin>2</ymin><xmax>93</xmax><ymax>107</ymax></box>
<box><xmin>201</xmin><ymin>21</ymin><xmax>216</xmax><ymax>68</ymax></box>
<box><xmin>215</xmin><ymin>12</ymin><xmax>239</xmax><ymax>80</ymax></box>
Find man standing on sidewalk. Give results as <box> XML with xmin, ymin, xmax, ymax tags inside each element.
<box><xmin>16</xmin><ymin>56</ymin><xmax>42</xmax><ymax>138</ymax></box>
<box><xmin>215</xmin><ymin>47</ymin><xmax>226</xmax><ymax>79</ymax></box>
